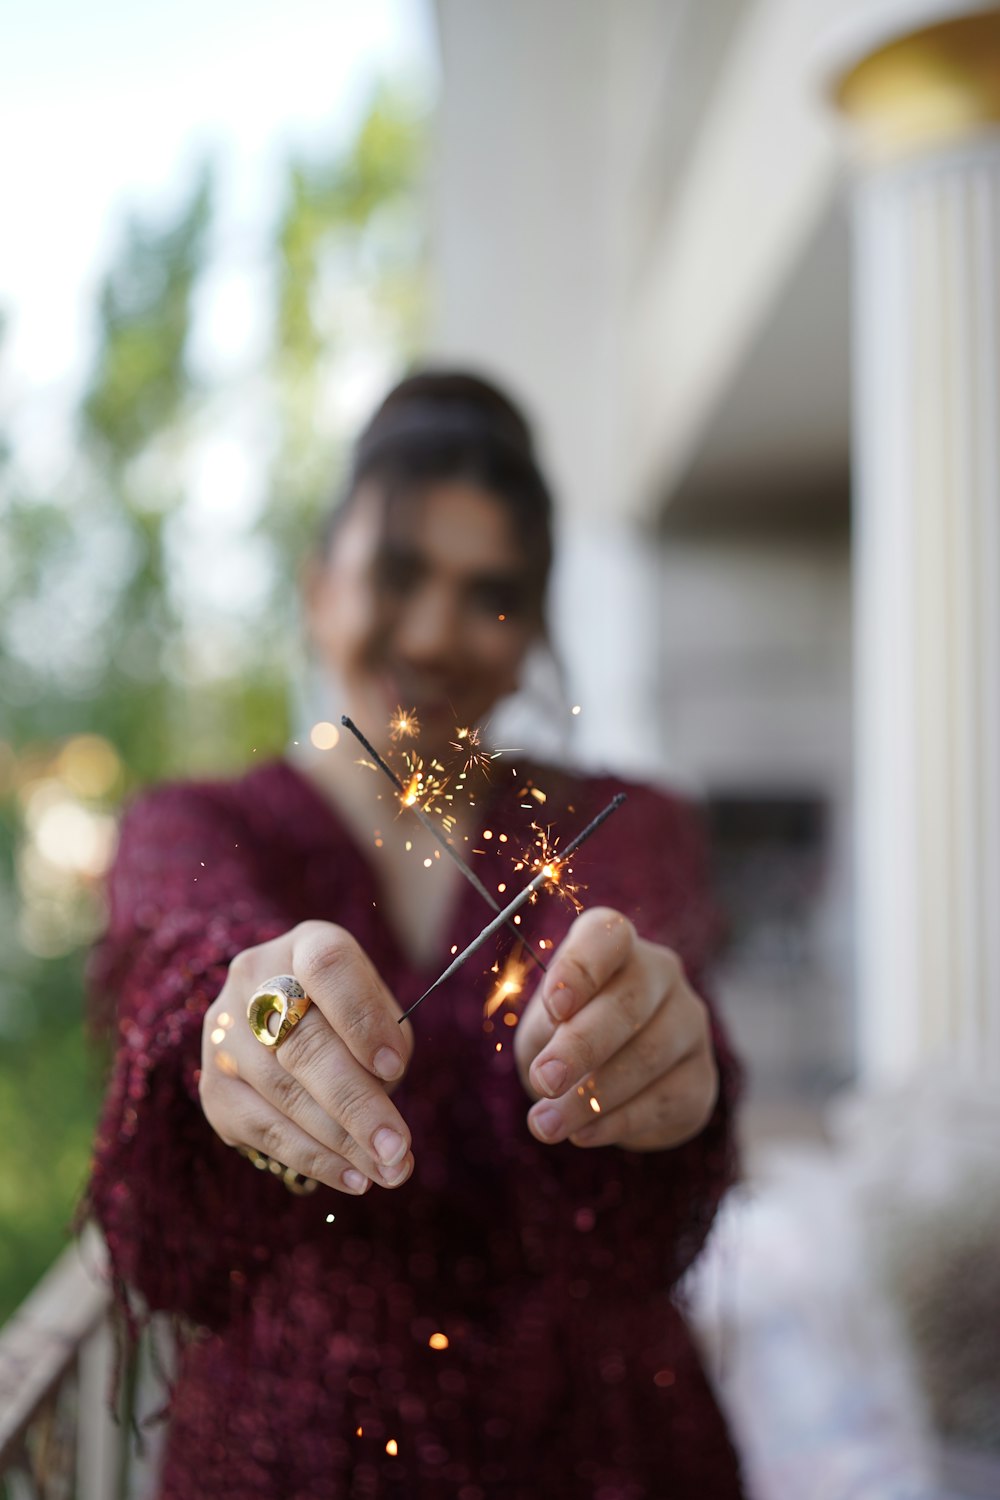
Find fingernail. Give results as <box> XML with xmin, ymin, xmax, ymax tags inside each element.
<box><xmin>373</xmin><ymin>1127</ymin><xmax>407</xmax><ymax>1167</ymax></box>
<box><xmin>546</xmin><ymin>981</ymin><xmax>575</xmax><ymax>1021</ymax></box>
<box><xmin>531</xmin><ymin>1105</ymin><xmax>564</xmax><ymax>1142</ymax></box>
<box><xmin>535</xmin><ymin>1058</ymin><xmax>567</xmax><ymax>1095</ymax></box>
<box><xmin>569</xmin><ymin>1124</ymin><xmax>599</xmax><ymax>1146</ymax></box>
<box><xmin>380</xmin><ymin>1156</ymin><xmax>412</xmax><ymax>1186</ymax></box>
<box><xmin>342</xmin><ymin>1168</ymin><xmax>369</xmax><ymax>1194</ymax></box>
<box><xmin>373</xmin><ymin>1046</ymin><xmax>403</xmax><ymax>1081</ymax></box>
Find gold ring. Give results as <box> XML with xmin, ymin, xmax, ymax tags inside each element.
<box><xmin>247</xmin><ymin>974</ymin><xmax>311</xmax><ymax>1049</ymax></box>
<box><xmin>237</xmin><ymin>1145</ymin><xmax>318</xmax><ymax>1195</ymax></box>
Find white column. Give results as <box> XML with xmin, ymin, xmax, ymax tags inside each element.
<box><xmin>552</xmin><ymin>522</ymin><xmax>667</xmax><ymax>778</ymax></box>
<box><xmin>839</xmin><ymin>9</ymin><xmax>1000</xmax><ymax>1084</ymax></box>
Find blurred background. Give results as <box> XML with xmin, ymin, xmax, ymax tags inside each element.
<box><xmin>2</xmin><ymin>1</ymin><xmax>999</xmax><ymax>1497</ymax></box>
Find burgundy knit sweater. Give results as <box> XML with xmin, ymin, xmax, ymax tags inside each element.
<box><xmin>88</xmin><ymin>757</ymin><xmax>744</xmax><ymax>1499</ymax></box>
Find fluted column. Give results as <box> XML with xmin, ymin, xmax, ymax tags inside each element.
<box><xmin>836</xmin><ymin>7</ymin><xmax>1000</xmax><ymax>1083</ymax></box>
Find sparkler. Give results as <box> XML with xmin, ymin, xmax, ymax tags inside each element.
<box><xmin>450</xmin><ymin>724</ymin><xmax>499</xmax><ymax>778</ymax></box>
<box><xmin>400</xmin><ymin>793</ymin><xmax>626</xmax><ymax>1022</ymax></box>
<box><xmin>516</xmin><ymin>823</ymin><xmax>584</xmax><ymax>913</ymax></box>
<box><xmin>341</xmin><ymin>715</ymin><xmax>547</xmax><ymax>973</ymax></box>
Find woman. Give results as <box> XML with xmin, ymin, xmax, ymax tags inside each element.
<box><xmin>89</xmin><ymin>371</ymin><xmax>744</xmax><ymax>1498</ymax></box>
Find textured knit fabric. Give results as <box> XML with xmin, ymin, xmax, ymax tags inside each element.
<box><xmin>88</xmin><ymin>757</ymin><xmax>744</xmax><ymax>1499</ymax></box>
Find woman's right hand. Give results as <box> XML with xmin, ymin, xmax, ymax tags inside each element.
<box><xmin>199</xmin><ymin>920</ymin><xmax>415</xmax><ymax>1196</ymax></box>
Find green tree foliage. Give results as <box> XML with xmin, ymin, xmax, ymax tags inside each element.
<box><xmin>268</xmin><ymin>81</ymin><xmax>428</xmax><ymax>567</ymax></box>
<box><xmin>82</xmin><ymin>168</ymin><xmax>212</xmax><ymax>460</ymax></box>
<box><xmin>0</xmin><ymin>82</ymin><xmax>427</xmax><ymax>1325</ymax></box>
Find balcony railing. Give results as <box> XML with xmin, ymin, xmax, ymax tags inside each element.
<box><xmin>0</xmin><ymin>1230</ymin><xmax>168</xmax><ymax>1500</ymax></box>
<box><xmin>0</xmin><ymin>1229</ymin><xmax>114</xmax><ymax>1498</ymax></box>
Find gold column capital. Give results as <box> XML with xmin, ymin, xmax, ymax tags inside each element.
<box><xmin>834</xmin><ymin>7</ymin><xmax>1000</xmax><ymax>159</ymax></box>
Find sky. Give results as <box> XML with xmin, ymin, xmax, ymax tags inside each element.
<box><xmin>2</xmin><ymin>0</ymin><xmax>435</xmax><ymax>474</ymax></box>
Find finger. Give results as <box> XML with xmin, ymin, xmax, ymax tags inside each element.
<box><xmin>528</xmin><ymin>937</ymin><xmax>678</xmax><ymax>1100</ymax></box>
<box><xmin>515</xmin><ymin>907</ymin><xmax>634</xmax><ymax>1074</ymax></box>
<box><xmin>204</xmin><ymin>1075</ymin><xmax>383</xmax><ymax>1196</ymax></box>
<box><xmin>526</xmin><ymin>986</ymin><xmax>707</xmax><ymax>1144</ymax></box>
<box><xmin>291</xmin><ymin>921</ymin><xmax>413</xmax><ymax>1083</ymax></box>
<box><xmin>511</xmin><ymin>975</ymin><xmax>557</xmax><ymax>1088</ymax></box>
<box><xmin>269</xmin><ymin>1006</ymin><xmax>414</xmax><ymax>1186</ymax></box>
<box><xmin>204</xmin><ymin>967</ymin><xmax>414</xmax><ymax>1190</ymax></box>
<box><xmin>535</xmin><ymin>907</ymin><xmax>636</xmax><ymax>1028</ymax></box>
<box><xmin>565</xmin><ymin>1048</ymin><xmax>719</xmax><ymax>1152</ymax></box>
<box><xmin>232</xmin><ymin>1033</ymin><xmax>401</xmax><ymax>1187</ymax></box>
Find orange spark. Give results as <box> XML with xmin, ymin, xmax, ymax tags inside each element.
<box><xmin>518</xmin><ymin>824</ymin><xmax>584</xmax><ymax>912</ymax></box>
<box><xmin>390</xmin><ymin>707</ymin><xmax>420</xmax><ymax>741</ymax></box>
<box><xmin>450</xmin><ymin>724</ymin><xmax>497</xmax><ymax>778</ymax></box>
<box><xmin>484</xmin><ymin>949</ymin><xmax>531</xmax><ymax>1020</ymax></box>
<box><xmin>386</xmin><ymin>1438</ymin><xmax>398</xmax><ymax>1456</ymax></box>
<box><xmin>396</xmin><ymin>750</ymin><xmax>451</xmax><ymax>819</ymax></box>
<box><xmin>428</xmin><ymin>1332</ymin><xmax>449</xmax><ymax>1350</ymax></box>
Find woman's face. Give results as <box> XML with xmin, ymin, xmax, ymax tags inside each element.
<box><xmin>305</xmin><ymin>479</ymin><xmax>542</xmax><ymax>754</ymax></box>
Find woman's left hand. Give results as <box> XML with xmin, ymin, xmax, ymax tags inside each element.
<box><xmin>513</xmin><ymin>907</ymin><xmax>718</xmax><ymax>1152</ymax></box>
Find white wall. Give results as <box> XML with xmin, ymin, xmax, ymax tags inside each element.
<box><xmin>660</xmin><ymin>531</ymin><xmax>855</xmax><ymax>1091</ymax></box>
<box><xmin>660</xmin><ymin>534</ymin><xmax>852</xmax><ymax>789</ymax></box>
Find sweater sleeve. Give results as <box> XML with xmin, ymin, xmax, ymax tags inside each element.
<box><xmin>86</xmin><ymin>781</ymin><xmax>300</xmax><ymax>1331</ymax></box>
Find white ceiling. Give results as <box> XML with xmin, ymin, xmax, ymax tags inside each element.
<box><xmin>664</xmin><ymin>197</ymin><xmax>853</xmax><ymax>528</ymax></box>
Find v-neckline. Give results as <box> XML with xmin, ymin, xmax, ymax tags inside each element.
<box><xmin>276</xmin><ymin>756</ymin><xmax>504</xmax><ymax>980</ymax></box>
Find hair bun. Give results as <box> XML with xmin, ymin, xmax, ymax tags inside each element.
<box><xmin>358</xmin><ymin>369</ymin><xmax>537</xmax><ymax>463</ymax></box>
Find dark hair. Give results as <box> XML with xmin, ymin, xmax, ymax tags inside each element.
<box><xmin>328</xmin><ymin>369</ymin><xmax>555</xmax><ymax>618</ymax></box>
